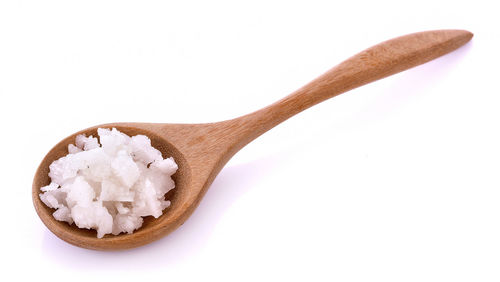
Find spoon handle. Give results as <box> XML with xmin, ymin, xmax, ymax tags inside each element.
<box><xmin>235</xmin><ymin>29</ymin><xmax>472</xmax><ymax>143</ymax></box>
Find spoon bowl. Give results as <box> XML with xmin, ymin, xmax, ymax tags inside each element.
<box><xmin>33</xmin><ymin>30</ymin><xmax>473</xmax><ymax>250</ymax></box>
<box><xmin>33</xmin><ymin>124</ymin><xmax>192</xmax><ymax>249</ymax></box>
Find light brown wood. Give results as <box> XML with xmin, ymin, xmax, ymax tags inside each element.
<box><xmin>33</xmin><ymin>29</ymin><xmax>472</xmax><ymax>250</ymax></box>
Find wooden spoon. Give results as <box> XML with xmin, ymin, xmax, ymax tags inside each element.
<box><xmin>33</xmin><ymin>29</ymin><xmax>472</xmax><ymax>250</ymax></box>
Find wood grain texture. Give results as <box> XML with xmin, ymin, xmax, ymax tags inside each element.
<box><xmin>32</xmin><ymin>29</ymin><xmax>472</xmax><ymax>250</ymax></box>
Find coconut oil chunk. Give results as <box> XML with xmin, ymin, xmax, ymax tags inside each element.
<box><xmin>39</xmin><ymin>128</ymin><xmax>178</xmax><ymax>238</ymax></box>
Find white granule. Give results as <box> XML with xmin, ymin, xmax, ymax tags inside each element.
<box><xmin>39</xmin><ymin>128</ymin><xmax>178</xmax><ymax>238</ymax></box>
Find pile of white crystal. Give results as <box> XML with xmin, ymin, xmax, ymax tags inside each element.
<box><xmin>39</xmin><ymin>128</ymin><xmax>178</xmax><ymax>238</ymax></box>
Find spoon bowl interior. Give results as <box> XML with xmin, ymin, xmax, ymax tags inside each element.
<box><xmin>32</xmin><ymin>124</ymin><xmax>192</xmax><ymax>250</ymax></box>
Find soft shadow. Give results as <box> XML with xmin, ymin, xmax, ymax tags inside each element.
<box><xmin>41</xmin><ymin>151</ymin><xmax>288</xmax><ymax>270</ymax></box>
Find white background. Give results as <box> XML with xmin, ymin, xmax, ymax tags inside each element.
<box><xmin>1</xmin><ymin>0</ymin><xmax>499</xmax><ymax>281</ymax></box>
